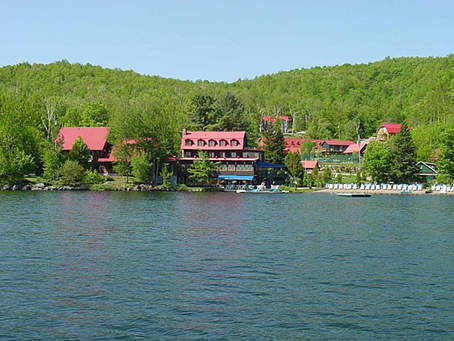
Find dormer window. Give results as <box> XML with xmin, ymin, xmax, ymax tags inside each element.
<box><xmin>185</xmin><ymin>139</ymin><xmax>193</xmax><ymax>146</ymax></box>
<box><xmin>208</xmin><ymin>139</ymin><xmax>216</xmax><ymax>146</ymax></box>
<box><xmin>219</xmin><ymin>139</ymin><xmax>227</xmax><ymax>146</ymax></box>
<box><xmin>197</xmin><ymin>139</ymin><xmax>205</xmax><ymax>147</ymax></box>
<box><xmin>231</xmin><ymin>139</ymin><xmax>238</xmax><ymax>146</ymax></box>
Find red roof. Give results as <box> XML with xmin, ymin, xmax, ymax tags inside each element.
<box><xmin>321</xmin><ymin>140</ymin><xmax>354</xmax><ymax>147</ymax></box>
<box><xmin>262</xmin><ymin>115</ymin><xmax>290</xmax><ymax>122</ymax></box>
<box><xmin>181</xmin><ymin>131</ymin><xmax>246</xmax><ymax>151</ymax></box>
<box><xmin>56</xmin><ymin>127</ymin><xmax>110</xmax><ymax>151</ymax></box>
<box><xmin>284</xmin><ymin>138</ymin><xmax>324</xmax><ymax>153</ymax></box>
<box><xmin>380</xmin><ymin>123</ymin><xmax>402</xmax><ymax>134</ymax></box>
<box><xmin>343</xmin><ymin>142</ymin><xmax>368</xmax><ymax>154</ymax></box>
<box><xmin>301</xmin><ymin>160</ymin><xmax>318</xmax><ymax>169</ymax></box>
<box><xmin>97</xmin><ymin>154</ymin><xmax>116</xmax><ymax>163</ymax></box>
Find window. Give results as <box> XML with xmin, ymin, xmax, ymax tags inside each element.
<box><xmin>197</xmin><ymin>139</ymin><xmax>205</xmax><ymax>147</ymax></box>
<box><xmin>219</xmin><ymin>139</ymin><xmax>227</xmax><ymax>146</ymax></box>
<box><xmin>210</xmin><ymin>152</ymin><xmax>216</xmax><ymax>158</ymax></box>
<box><xmin>231</xmin><ymin>152</ymin><xmax>236</xmax><ymax>158</ymax></box>
<box><xmin>221</xmin><ymin>152</ymin><xmax>226</xmax><ymax>158</ymax></box>
<box><xmin>231</xmin><ymin>139</ymin><xmax>238</xmax><ymax>146</ymax></box>
<box><xmin>185</xmin><ymin>151</ymin><xmax>192</xmax><ymax>157</ymax></box>
<box><xmin>185</xmin><ymin>139</ymin><xmax>193</xmax><ymax>146</ymax></box>
<box><xmin>208</xmin><ymin>140</ymin><xmax>216</xmax><ymax>146</ymax></box>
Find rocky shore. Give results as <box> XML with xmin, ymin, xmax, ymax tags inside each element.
<box><xmin>0</xmin><ymin>183</ymin><xmax>179</xmax><ymax>192</ymax></box>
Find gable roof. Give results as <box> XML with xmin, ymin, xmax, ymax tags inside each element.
<box><xmin>181</xmin><ymin>130</ymin><xmax>246</xmax><ymax>151</ymax></box>
<box><xmin>343</xmin><ymin>142</ymin><xmax>368</xmax><ymax>154</ymax></box>
<box><xmin>56</xmin><ymin>127</ymin><xmax>110</xmax><ymax>151</ymax></box>
<box><xmin>301</xmin><ymin>160</ymin><xmax>318</xmax><ymax>169</ymax></box>
<box><xmin>380</xmin><ymin>123</ymin><xmax>402</xmax><ymax>134</ymax></box>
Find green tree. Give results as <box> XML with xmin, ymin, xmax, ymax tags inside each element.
<box><xmin>263</xmin><ymin>121</ymin><xmax>285</xmax><ymax>164</ymax></box>
<box><xmin>131</xmin><ymin>153</ymin><xmax>152</xmax><ymax>183</ymax></box>
<box><xmin>213</xmin><ymin>92</ymin><xmax>248</xmax><ymax>131</ymax></box>
<box><xmin>68</xmin><ymin>137</ymin><xmax>91</xmax><ymax>169</ymax></box>
<box><xmin>42</xmin><ymin>147</ymin><xmax>63</xmax><ymax>181</ymax></box>
<box><xmin>60</xmin><ymin>160</ymin><xmax>85</xmax><ymax>185</ymax></box>
<box><xmin>160</xmin><ymin>164</ymin><xmax>173</xmax><ymax>189</ymax></box>
<box><xmin>390</xmin><ymin>124</ymin><xmax>419</xmax><ymax>183</ymax></box>
<box><xmin>188</xmin><ymin>94</ymin><xmax>217</xmax><ymax>131</ymax></box>
<box><xmin>362</xmin><ymin>141</ymin><xmax>392</xmax><ymax>182</ymax></box>
<box><xmin>80</xmin><ymin>102</ymin><xmax>109</xmax><ymax>127</ymax></box>
<box><xmin>436</xmin><ymin>128</ymin><xmax>454</xmax><ymax>182</ymax></box>
<box><xmin>319</xmin><ymin>167</ymin><xmax>332</xmax><ymax>187</ymax></box>
<box><xmin>188</xmin><ymin>151</ymin><xmax>220</xmax><ymax>185</ymax></box>
<box><xmin>301</xmin><ymin>140</ymin><xmax>316</xmax><ymax>158</ymax></box>
<box><xmin>113</xmin><ymin>161</ymin><xmax>132</xmax><ymax>182</ymax></box>
<box><xmin>284</xmin><ymin>151</ymin><xmax>304</xmax><ymax>185</ymax></box>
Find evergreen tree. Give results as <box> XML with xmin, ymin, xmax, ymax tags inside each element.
<box><xmin>284</xmin><ymin>151</ymin><xmax>304</xmax><ymax>185</ymax></box>
<box><xmin>188</xmin><ymin>94</ymin><xmax>217</xmax><ymax>131</ymax></box>
<box><xmin>263</xmin><ymin>121</ymin><xmax>285</xmax><ymax>164</ymax></box>
<box><xmin>213</xmin><ymin>92</ymin><xmax>248</xmax><ymax>131</ymax></box>
<box><xmin>188</xmin><ymin>151</ymin><xmax>220</xmax><ymax>185</ymax></box>
<box><xmin>390</xmin><ymin>124</ymin><xmax>419</xmax><ymax>183</ymax></box>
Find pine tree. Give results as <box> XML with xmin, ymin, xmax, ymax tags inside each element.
<box><xmin>390</xmin><ymin>124</ymin><xmax>419</xmax><ymax>183</ymax></box>
<box><xmin>263</xmin><ymin>121</ymin><xmax>285</xmax><ymax>164</ymax></box>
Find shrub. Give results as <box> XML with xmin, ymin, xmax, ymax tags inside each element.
<box><xmin>60</xmin><ymin>160</ymin><xmax>84</xmax><ymax>185</ymax></box>
<box><xmin>84</xmin><ymin>169</ymin><xmax>104</xmax><ymax>184</ymax></box>
<box><xmin>130</xmin><ymin>153</ymin><xmax>152</xmax><ymax>183</ymax></box>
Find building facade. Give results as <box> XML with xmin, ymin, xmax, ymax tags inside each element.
<box><xmin>177</xmin><ymin>130</ymin><xmax>263</xmax><ymax>184</ymax></box>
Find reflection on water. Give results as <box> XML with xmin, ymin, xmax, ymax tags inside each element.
<box><xmin>0</xmin><ymin>192</ymin><xmax>453</xmax><ymax>340</ymax></box>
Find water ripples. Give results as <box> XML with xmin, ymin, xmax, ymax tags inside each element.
<box><xmin>0</xmin><ymin>192</ymin><xmax>454</xmax><ymax>339</ymax></box>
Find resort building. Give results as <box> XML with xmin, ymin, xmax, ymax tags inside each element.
<box><xmin>283</xmin><ymin>138</ymin><xmax>324</xmax><ymax>153</ymax></box>
<box><xmin>56</xmin><ymin>127</ymin><xmax>114</xmax><ymax>172</ymax></box>
<box><xmin>376</xmin><ymin>123</ymin><xmax>402</xmax><ymax>141</ymax></box>
<box><xmin>260</xmin><ymin>115</ymin><xmax>290</xmax><ymax>133</ymax></box>
<box><xmin>417</xmin><ymin>161</ymin><xmax>437</xmax><ymax>183</ymax></box>
<box><xmin>319</xmin><ymin>140</ymin><xmax>354</xmax><ymax>154</ymax></box>
<box><xmin>176</xmin><ymin>130</ymin><xmax>263</xmax><ymax>184</ymax></box>
<box><xmin>301</xmin><ymin>160</ymin><xmax>319</xmax><ymax>174</ymax></box>
<box><xmin>343</xmin><ymin>141</ymin><xmax>368</xmax><ymax>155</ymax></box>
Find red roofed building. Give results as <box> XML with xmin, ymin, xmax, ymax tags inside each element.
<box><xmin>260</xmin><ymin>115</ymin><xmax>290</xmax><ymax>133</ymax></box>
<box><xmin>377</xmin><ymin>123</ymin><xmax>402</xmax><ymax>141</ymax></box>
<box><xmin>178</xmin><ymin>129</ymin><xmax>263</xmax><ymax>184</ymax></box>
<box><xmin>56</xmin><ymin>127</ymin><xmax>114</xmax><ymax>170</ymax></box>
<box><xmin>301</xmin><ymin>160</ymin><xmax>318</xmax><ymax>174</ymax></box>
<box><xmin>320</xmin><ymin>140</ymin><xmax>355</xmax><ymax>154</ymax></box>
<box><xmin>343</xmin><ymin>141</ymin><xmax>368</xmax><ymax>154</ymax></box>
<box><xmin>284</xmin><ymin>138</ymin><xmax>324</xmax><ymax>153</ymax></box>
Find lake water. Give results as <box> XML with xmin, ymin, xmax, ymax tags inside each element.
<box><xmin>0</xmin><ymin>191</ymin><xmax>453</xmax><ymax>340</ymax></box>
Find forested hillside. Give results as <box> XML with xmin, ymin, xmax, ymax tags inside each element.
<box><xmin>1</xmin><ymin>55</ymin><xmax>454</xmax><ymax>181</ymax></box>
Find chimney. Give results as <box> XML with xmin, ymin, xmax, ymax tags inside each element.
<box><xmin>182</xmin><ymin>128</ymin><xmax>187</xmax><ymax>136</ymax></box>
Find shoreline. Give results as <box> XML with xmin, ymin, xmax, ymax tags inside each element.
<box><xmin>316</xmin><ymin>188</ymin><xmax>454</xmax><ymax>196</ymax></box>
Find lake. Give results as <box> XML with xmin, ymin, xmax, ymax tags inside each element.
<box><xmin>0</xmin><ymin>191</ymin><xmax>453</xmax><ymax>340</ymax></box>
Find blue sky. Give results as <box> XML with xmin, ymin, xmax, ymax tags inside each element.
<box><xmin>1</xmin><ymin>0</ymin><xmax>453</xmax><ymax>82</ymax></box>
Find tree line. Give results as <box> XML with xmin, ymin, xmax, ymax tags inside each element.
<box><xmin>1</xmin><ymin>55</ymin><xmax>454</xmax><ymax>184</ymax></box>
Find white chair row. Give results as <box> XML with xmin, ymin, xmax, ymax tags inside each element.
<box><xmin>327</xmin><ymin>183</ymin><xmax>424</xmax><ymax>191</ymax></box>
<box><xmin>431</xmin><ymin>184</ymin><xmax>454</xmax><ymax>192</ymax></box>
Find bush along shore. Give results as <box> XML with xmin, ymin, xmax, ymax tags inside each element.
<box><xmin>0</xmin><ymin>182</ymin><xmax>224</xmax><ymax>192</ymax></box>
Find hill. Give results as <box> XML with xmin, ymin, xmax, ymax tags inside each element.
<box><xmin>0</xmin><ymin>55</ymin><xmax>453</xmax><ymax>176</ymax></box>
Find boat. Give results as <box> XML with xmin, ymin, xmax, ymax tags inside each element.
<box><xmin>336</xmin><ymin>192</ymin><xmax>371</xmax><ymax>197</ymax></box>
